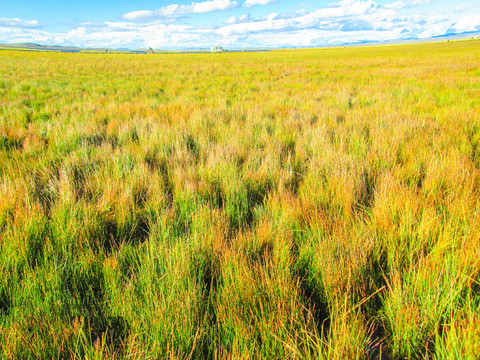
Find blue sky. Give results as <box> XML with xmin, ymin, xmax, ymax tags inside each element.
<box><xmin>0</xmin><ymin>0</ymin><xmax>479</xmax><ymax>49</ymax></box>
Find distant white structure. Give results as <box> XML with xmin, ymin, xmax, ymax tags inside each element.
<box><xmin>211</xmin><ymin>46</ymin><xmax>224</xmax><ymax>53</ymax></box>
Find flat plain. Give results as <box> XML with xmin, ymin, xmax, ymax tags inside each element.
<box><xmin>0</xmin><ymin>40</ymin><xmax>480</xmax><ymax>359</ymax></box>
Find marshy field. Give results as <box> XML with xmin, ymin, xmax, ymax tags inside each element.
<box><xmin>1</xmin><ymin>40</ymin><xmax>480</xmax><ymax>359</ymax></box>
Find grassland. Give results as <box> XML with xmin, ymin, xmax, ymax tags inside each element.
<box><xmin>0</xmin><ymin>40</ymin><xmax>480</xmax><ymax>359</ymax></box>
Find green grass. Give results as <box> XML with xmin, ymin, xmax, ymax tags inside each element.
<box><xmin>0</xmin><ymin>39</ymin><xmax>479</xmax><ymax>359</ymax></box>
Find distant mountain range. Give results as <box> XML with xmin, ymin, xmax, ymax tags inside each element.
<box><xmin>1</xmin><ymin>31</ymin><xmax>479</xmax><ymax>53</ymax></box>
<box><xmin>0</xmin><ymin>43</ymin><xmax>147</xmax><ymax>53</ymax></box>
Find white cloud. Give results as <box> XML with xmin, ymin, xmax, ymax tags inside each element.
<box><xmin>216</xmin><ymin>0</ymin><xmax>381</xmax><ymax>37</ymax></box>
<box><xmin>244</xmin><ymin>0</ymin><xmax>276</xmax><ymax>7</ymax></box>
<box><xmin>345</xmin><ymin>0</ymin><xmax>374</xmax><ymax>15</ymax></box>
<box><xmin>191</xmin><ymin>0</ymin><xmax>237</xmax><ymax>13</ymax></box>
<box><xmin>384</xmin><ymin>1</ymin><xmax>405</xmax><ymax>10</ymax></box>
<box><xmin>122</xmin><ymin>0</ymin><xmax>238</xmax><ymax>21</ymax></box>
<box><xmin>386</xmin><ymin>0</ymin><xmax>432</xmax><ymax>9</ymax></box>
<box><xmin>122</xmin><ymin>11</ymin><xmax>155</xmax><ymax>22</ymax></box>
<box><xmin>452</xmin><ymin>14</ymin><xmax>480</xmax><ymax>33</ymax></box>
<box><xmin>67</xmin><ymin>27</ymin><xmax>87</xmax><ymax>38</ymax></box>
<box><xmin>0</xmin><ymin>17</ymin><xmax>40</xmax><ymax>28</ymax></box>
<box><xmin>226</xmin><ymin>14</ymin><xmax>252</xmax><ymax>24</ymax></box>
<box><xmin>412</xmin><ymin>0</ymin><xmax>431</xmax><ymax>5</ymax></box>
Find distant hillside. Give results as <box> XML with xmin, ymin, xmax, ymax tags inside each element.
<box><xmin>0</xmin><ymin>43</ymin><xmax>147</xmax><ymax>53</ymax></box>
<box><xmin>0</xmin><ymin>43</ymin><xmax>83</xmax><ymax>52</ymax></box>
<box><xmin>1</xmin><ymin>30</ymin><xmax>478</xmax><ymax>53</ymax></box>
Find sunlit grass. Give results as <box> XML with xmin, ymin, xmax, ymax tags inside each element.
<box><xmin>0</xmin><ymin>39</ymin><xmax>479</xmax><ymax>358</ymax></box>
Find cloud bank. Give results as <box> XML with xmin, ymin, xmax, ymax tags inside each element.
<box><xmin>0</xmin><ymin>17</ymin><xmax>40</xmax><ymax>29</ymax></box>
<box><xmin>122</xmin><ymin>0</ymin><xmax>238</xmax><ymax>21</ymax></box>
<box><xmin>244</xmin><ymin>0</ymin><xmax>276</xmax><ymax>7</ymax></box>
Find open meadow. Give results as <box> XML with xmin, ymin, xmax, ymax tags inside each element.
<box><xmin>1</xmin><ymin>40</ymin><xmax>480</xmax><ymax>359</ymax></box>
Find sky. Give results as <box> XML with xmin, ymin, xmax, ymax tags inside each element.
<box><xmin>0</xmin><ymin>0</ymin><xmax>479</xmax><ymax>49</ymax></box>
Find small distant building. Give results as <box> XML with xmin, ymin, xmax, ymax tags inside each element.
<box><xmin>147</xmin><ymin>47</ymin><xmax>155</xmax><ymax>54</ymax></box>
<box><xmin>211</xmin><ymin>46</ymin><xmax>224</xmax><ymax>53</ymax></box>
